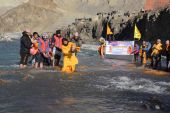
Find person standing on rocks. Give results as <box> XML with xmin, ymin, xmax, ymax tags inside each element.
<box><xmin>20</xmin><ymin>29</ymin><xmax>32</xmax><ymax>69</ymax></box>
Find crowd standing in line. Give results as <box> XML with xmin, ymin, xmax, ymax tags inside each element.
<box><xmin>19</xmin><ymin>29</ymin><xmax>82</xmax><ymax>73</ymax></box>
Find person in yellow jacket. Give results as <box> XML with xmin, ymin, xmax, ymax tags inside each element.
<box><xmin>139</xmin><ymin>41</ymin><xmax>152</xmax><ymax>67</ymax></box>
<box><xmin>139</xmin><ymin>41</ymin><xmax>147</xmax><ymax>66</ymax></box>
<box><xmin>61</xmin><ymin>38</ymin><xmax>78</xmax><ymax>73</ymax></box>
<box><xmin>151</xmin><ymin>39</ymin><xmax>163</xmax><ymax>69</ymax></box>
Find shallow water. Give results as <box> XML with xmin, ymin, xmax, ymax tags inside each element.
<box><xmin>0</xmin><ymin>40</ymin><xmax>170</xmax><ymax>113</ymax></box>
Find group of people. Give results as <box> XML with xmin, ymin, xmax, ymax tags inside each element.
<box><xmin>19</xmin><ymin>29</ymin><xmax>170</xmax><ymax>72</ymax></box>
<box><xmin>133</xmin><ymin>39</ymin><xmax>170</xmax><ymax>71</ymax></box>
<box><xmin>98</xmin><ymin>37</ymin><xmax>170</xmax><ymax>72</ymax></box>
<box><xmin>19</xmin><ymin>29</ymin><xmax>82</xmax><ymax>73</ymax></box>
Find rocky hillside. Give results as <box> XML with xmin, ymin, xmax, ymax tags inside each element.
<box><xmin>0</xmin><ymin>0</ymin><xmax>62</xmax><ymax>33</ymax></box>
<box><xmin>0</xmin><ymin>0</ymin><xmax>28</xmax><ymax>15</ymax></box>
<box><xmin>1</xmin><ymin>0</ymin><xmax>169</xmax><ymax>43</ymax></box>
<box><xmin>53</xmin><ymin>0</ymin><xmax>146</xmax><ymax>15</ymax></box>
<box><xmin>0</xmin><ymin>0</ymin><xmax>146</xmax><ymax>33</ymax></box>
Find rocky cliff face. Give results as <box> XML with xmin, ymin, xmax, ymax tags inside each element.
<box><xmin>0</xmin><ymin>0</ymin><xmax>28</xmax><ymax>15</ymax></box>
<box><xmin>0</xmin><ymin>0</ymin><xmax>146</xmax><ymax>33</ymax></box>
<box><xmin>115</xmin><ymin>7</ymin><xmax>170</xmax><ymax>42</ymax></box>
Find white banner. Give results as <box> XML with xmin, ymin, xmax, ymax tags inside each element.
<box><xmin>105</xmin><ymin>41</ymin><xmax>134</xmax><ymax>55</ymax></box>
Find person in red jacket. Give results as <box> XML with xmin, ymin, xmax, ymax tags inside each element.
<box><xmin>35</xmin><ymin>35</ymin><xmax>46</xmax><ymax>69</ymax></box>
<box><xmin>42</xmin><ymin>33</ymin><xmax>52</xmax><ymax>66</ymax></box>
<box><xmin>51</xmin><ymin>30</ymin><xmax>63</xmax><ymax>67</ymax></box>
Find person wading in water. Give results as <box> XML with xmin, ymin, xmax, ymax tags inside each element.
<box><xmin>61</xmin><ymin>38</ymin><xmax>78</xmax><ymax>73</ymax></box>
<box><xmin>20</xmin><ymin>29</ymin><xmax>32</xmax><ymax>69</ymax></box>
<box><xmin>52</xmin><ymin>30</ymin><xmax>63</xmax><ymax>67</ymax></box>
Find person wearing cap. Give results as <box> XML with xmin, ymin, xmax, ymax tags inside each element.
<box><xmin>20</xmin><ymin>29</ymin><xmax>32</xmax><ymax>69</ymax></box>
<box><xmin>61</xmin><ymin>38</ymin><xmax>78</xmax><ymax>73</ymax></box>
<box><xmin>51</xmin><ymin>30</ymin><xmax>63</xmax><ymax>67</ymax></box>
<box><xmin>98</xmin><ymin>37</ymin><xmax>106</xmax><ymax>59</ymax></box>
<box><xmin>151</xmin><ymin>39</ymin><xmax>163</xmax><ymax>69</ymax></box>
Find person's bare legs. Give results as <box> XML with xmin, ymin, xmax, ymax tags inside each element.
<box><xmin>40</xmin><ymin>62</ymin><xmax>43</xmax><ymax>69</ymax></box>
<box><xmin>20</xmin><ymin>64</ymin><xmax>23</xmax><ymax>69</ymax></box>
<box><xmin>35</xmin><ymin>62</ymin><xmax>39</xmax><ymax>69</ymax></box>
<box><xmin>56</xmin><ymin>59</ymin><xmax>59</xmax><ymax>66</ymax></box>
<box><xmin>52</xmin><ymin>59</ymin><xmax>55</xmax><ymax>67</ymax></box>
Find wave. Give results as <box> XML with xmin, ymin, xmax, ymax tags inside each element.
<box><xmin>94</xmin><ymin>76</ymin><xmax>170</xmax><ymax>95</ymax></box>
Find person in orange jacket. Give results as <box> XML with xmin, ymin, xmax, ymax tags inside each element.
<box><xmin>29</xmin><ymin>32</ymin><xmax>39</xmax><ymax>66</ymax></box>
<box><xmin>61</xmin><ymin>38</ymin><xmax>78</xmax><ymax>73</ymax></box>
<box><xmin>98</xmin><ymin>37</ymin><xmax>106</xmax><ymax>59</ymax></box>
<box><xmin>34</xmin><ymin>34</ymin><xmax>47</xmax><ymax>69</ymax></box>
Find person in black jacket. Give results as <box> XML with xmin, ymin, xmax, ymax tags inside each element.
<box><xmin>20</xmin><ymin>30</ymin><xmax>32</xmax><ymax>69</ymax></box>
